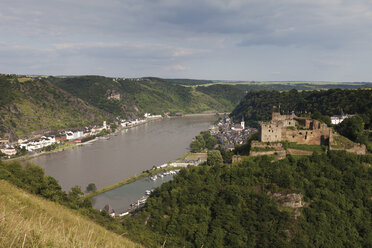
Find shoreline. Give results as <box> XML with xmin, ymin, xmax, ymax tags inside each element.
<box><xmin>5</xmin><ymin>116</ymin><xmax>164</xmax><ymax>162</ymax></box>
<box><xmin>86</xmin><ymin>151</ymin><xmax>205</xmax><ymax>199</ymax></box>
<box><xmin>178</xmin><ymin>112</ymin><xmax>229</xmax><ymax>117</ymax></box>
<box><xmin>85</xmin><ymin>165</ymin><xmax>185</xmax><ymax>199</ymax></box>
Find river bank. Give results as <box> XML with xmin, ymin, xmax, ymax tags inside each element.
<box><xmin>5</xmin><ymin>116</ymin><xmax>164</xmax><ymax>162</ymax></box>
<box><xmin>181</xmin><ymin>112</ymin><xmax>228</xmax><ymax>117</ymax></box>
<box><xmin>85</xmin><ymin>165</ymin><xmax>183</xmax><ymax>198</ymax></box>
<box><xmin>29</xmin><ymin>115</ymin><xmax>217</xmax><ymax>191</ymax></box>
<box><xmin>86</xmin><ymin>150</ymin><xmax>207</xmax><ymax>199</ymax></box>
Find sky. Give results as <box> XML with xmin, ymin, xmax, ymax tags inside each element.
<box><xmin>1</xmin><ymin>0</ymin><xmax>372</xmax><ymax>81</ymax></box>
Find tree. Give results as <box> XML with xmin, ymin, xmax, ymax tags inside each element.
<box><xmin>336</xmin><ymin>115</ymin><xmax>364</xmax><ymax>141</ymax></box>
<box><xmin>86</xmin><ymin>183</ymin><xmax>97</xmax><ymax>193</ymax></box>
<box><xmin>207</xmin><ymin>150</ymin><xmax>223</xmax><ymax>166</ymax></box>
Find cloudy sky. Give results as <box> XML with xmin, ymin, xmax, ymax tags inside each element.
<box><xmin>1</xmin><ymin>0</ymin><xmax>372</xmax><ymax>81</ymax></box>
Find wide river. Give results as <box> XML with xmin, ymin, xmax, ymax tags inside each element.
<box><xmin>30</xmin><ymin>115</ymin><xmax>216</xmax><ymax>191</ymax></box>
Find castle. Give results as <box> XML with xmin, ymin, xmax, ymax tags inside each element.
<box><xmin>259</xmin><ymin>112</ymin><xmax>332</xmax><ymax>145</ymax></box>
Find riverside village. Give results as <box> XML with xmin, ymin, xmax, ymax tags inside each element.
<box><xmin>0</xmin><ymin>113</ymin><xmax>161</xmax><ymax>159</ymax></box>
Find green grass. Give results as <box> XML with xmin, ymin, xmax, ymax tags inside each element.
<box><xmin>86</xmin><ymin>166</ymin><xmax>185</xmax><ymax>198</ymax></box>
<box><xmin>331</xmin><ymin>134</ymin><xmax>357</xmax><ymax>149</ymax></box>
<box><xmin>251</xmin><ymin>147</ymin><xmax>276</xmax><ymax>152</ymax></box>
<box><xmin>85</xmin><ymin>172</ymin><xmax>151</xmax><ymax>198</ymax></box>
<box><xmin>0</xmin><ymin>180</ymin><xmax>141</xmax><ymax>248</ymax></box>
<box><xmin>282</xmin><ymin>142</ymin><xmax>325</xmax><ymax>152</ymax></box>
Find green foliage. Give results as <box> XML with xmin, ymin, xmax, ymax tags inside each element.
<box><xmin>51</xmin><ymin>76</ymin><xmax>244</xmax><ymax>118</ymax></box>
<box><xmin>230</xmin><ymin>89</ymin><xmax>372</xmax><ymax>127</ymax></box>
<box><xmin>196</xmin><ymin>85</ymin><xmax>246</xmax><ymax>110</ymax></box>
<box><xmin>190</xmin><ymin>131</ymin><xmax>218</xmax><ymax>152</ymax></box>
<box><xmin>0</xmin><ymin>75</ymin><xmax>110</xmax><ymax>138</ymax></box>
<box><xmin>86</xmin><ymin>183</ymin><xmax>97</xmax><ymax>193</ymax></box>
<box><xmin>336</xmin><ymin>115</ymin><xmax>365</xmax><ymax>142</ymax></box>
<box><xmin>124</xmin><ymin>151</ymin><xmax>372</xmax><ymax>247</ymax></box>
<box><xmin>41</xmin><ymin>143</ymin><xmax>59</xmax><ymax>152</ymax></box>
<box><xmin>311</xmin><ymin>111</ymin><xmax>332</xmax><ymax>126</ymax></box>
<box><xmin>250</xmin><ymin>146</ymin><xmax>275</xmax><ymax>152</ymax></box>
<box><xmin>282</xmin><ymin>141</ymin><xmax>325</xmax><ymax>152</ymax></box>
<box><xmin>234</xmin><ymin>131</ymin><xmax>259</xmax><ymax>155</ymax></box>
<box><xmin>110</xmin><ymin>123</ymin><xmax>118</xmax><ymax>132</ymax></box>
<box><xmin>207</xmin><ymin>150</ymin><xmax>223</xmax><ymax>166</ymax></box>
<box><xmin>0</xmin><ymin>160</ymin><xmax>125</xmax><ymax>236</ymax></box>
<box><xmin>217</xmin><ymin>147</ymin><xmax>234</xmax><ymax>163</ymax></box>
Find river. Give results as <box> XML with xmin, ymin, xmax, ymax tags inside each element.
<box><xmin>30</xmin><ymin>115</ymin><xmax>217</xmax><ymax>191</ymax></box>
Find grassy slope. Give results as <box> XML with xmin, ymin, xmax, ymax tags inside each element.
<box><xmin>0</xmin><ymin>180</ymin><xmax>141</xmax><ymax>248</ymax></box>
<box><xmin>0</xmin><ymin>75</ymin><xmax>112</xmax><ymax>139</ymax></box>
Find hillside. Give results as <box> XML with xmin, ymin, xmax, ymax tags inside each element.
<box><xmin>123</xmin><ymin>151</ymin><xmax>372</xmax><ymax>247</ymax></box>
<box><xmin>0</xmin><ymin>75</ymin><xmax>112</xmax><ymax>140</ymax></box>
<box><xmin>0</xmin><ymin>180</ymin><xmax>141</xmax><ymax>248</ymax></box>
<box><xmin>182</xmin><ymin>80</ymin><xmax>372</xmax><ymax>90</ymax></box>
<box><xmin>49</xmin><ymin>76</ymin><xmax>243</xmax><ymax>117</ymax></box>
<box><xmin>230</xmin><ymin>89</ymin><xmax>372</xmax><ymax>127</ymax></box>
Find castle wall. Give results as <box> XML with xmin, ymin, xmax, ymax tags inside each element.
<box><xmin>260</xmin><ymin>113</ymin><xmax>331</xmax><ymax>145</ymax></box>
<box><xmin>282</xmin><ymin>129</ymin><xmax>329</xmax><ymax>145</ymax></box>
<box><xmin>260</xmin><ymin>122</ymin><xmax>282</xmax><ymax>142</ymax></box>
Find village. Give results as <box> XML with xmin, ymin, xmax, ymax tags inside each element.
<box><xmin>210</xmin><ymin>116</ymin><xmax>257</xmax><ymax>151</ymax></box>
<box><xmin>0</xmin><ymin>113</ymin><xmax>162</xmax><ymax>159</ymax></box>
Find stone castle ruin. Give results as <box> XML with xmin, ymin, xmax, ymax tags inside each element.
<box><xmin>259</xmin><ymin>112</ymin><xmax>332</xmax><ymax>145</ymax></box>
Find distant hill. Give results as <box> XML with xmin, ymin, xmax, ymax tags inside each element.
<box><xmin>0</xmin><ymin>75</ymin><xmax>112</xmax><ymax>141</ymax></box>
<box><xmin>184</xmin><ymin>80</ymin><xmax>372</xmax><ymax>90</ymax></box>
<box><xmin>49</xmin><ymin>76</ymin><xmax>244</xmax><ymax>117</ymax></box>
<box><xmin>5</xmin><ymin>74</ymin><xmax>370</xmax><ymax>141</ymax></box>
<box><xmin>0</xmin><ymin>75</ymin><xmax>246</xmax><ymax>140</ymax></box>
<box><xmin>230</xmin><ymin>89</ymin><xmax>372</xmax><ymax>127</ymax></box>
<box><xmin>0</xmin><ymin>179</ymin><xmax>141</xmax><ymax>247</ymax></box>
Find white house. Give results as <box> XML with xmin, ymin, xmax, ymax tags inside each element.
<box><xmin>20</xmin><ymin>136</ymin><xmax>57</xmax><ymax>152</ymax></box>
<box><xmin>0</xmin><ymin>148</ymin><xmax>17</xmax><ymax>157</ymax></box>
<box><xmin>331</xmin><ymin>115</ymin><xmax>351</xmax><ymax>125</ymax></box>
<box><xmin>66</xmin><ymin>131</ymin><xmax>84</xmax><ymax>140</ymax></box>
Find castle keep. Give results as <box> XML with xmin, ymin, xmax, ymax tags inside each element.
<box><xmin>259</xmin><ymin>112</ymin><xmax>332</xmax><ymax>145</ymax></box>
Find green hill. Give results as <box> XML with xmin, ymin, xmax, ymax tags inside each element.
<box><xmin>0</xmin><ymin>75</ymin><xmax>112</xmax><ymax>140</ymax></box>
<box><xmin>0</xmin><ymin>75</ymin><xmax>246</xmax><ymax>140</ymax></box>
<box><xmin>230</xmin><ymin>89</ymin><xmax>372</xmax><ymax>127</ymax></box>
<box><xmin>0</xmin><ymin>179</ymin><xmax>141</xmax><ymax>248</ymax></box>
<box><xmin>49</xmin><ymin>76</ymin><xmax>244</xmax><ymax>117</ymax></box>
<box><xmin>123</xmin><ymin>151</ymin><xmax>372</xmax><ymax>247</ymax></box>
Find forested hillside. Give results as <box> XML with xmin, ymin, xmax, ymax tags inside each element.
<box><xmin>123</xmin><ymin>151</ymin><xmax>372</xmax><ymax>247</ymax></box>
<box><xmin>230</xmin><ymin>89</ymin><xmax>372</xmax><ymax>127</ymax></box>
<box><xmin>0</xmin><ymin>75</ymin><xmax>245</xmax><ymax>140</ymax></box>
<box><xmin>196</xmin><ymin>85</ymin><xmax>246</xmax><ymax>110</ymax></box>
<box><xmin>50</xmin><ymin>76</ymin><xmax>243</xmax><ymax>117</ymax></box>
<box><xmin>0</xmin><ymin>75</ymin><xmax>111</xmax><ymax>140</ymax></box>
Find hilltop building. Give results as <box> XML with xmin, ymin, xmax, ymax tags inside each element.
<box><xmin>259</xmin><ymin>112</ymin><xmax>332</xmax><ymax>145</ymax></box>
<box><xmin>330</xmin><ymin>114</ymin><xmax>352</xmax><ymax>125</ymax></box>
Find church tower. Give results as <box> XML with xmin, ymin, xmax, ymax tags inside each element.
<box><xmin>241</xmin><ymin>116</ymin><xmax>245</xmax><ymax>130</ymax></box>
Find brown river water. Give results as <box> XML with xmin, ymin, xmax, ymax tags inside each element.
<box><xmin>30</xmin><ymin>115</ymin><xmax>217</xmax><ymax>191</ymax></box>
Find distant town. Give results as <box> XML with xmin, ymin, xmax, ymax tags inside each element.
<box><xmin>0</xmin><ymin>113</ymin><xmax>162</xmax><ymax>159</ymax></box>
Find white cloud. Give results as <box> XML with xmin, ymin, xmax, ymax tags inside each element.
<box><xmin>165</xmin><ymin>64</ymin><xmax>189</xmax><ymax>71</ymax></box>
<box><xmin>1</xmin><ymin>0</ymin><xmax>372</xmax><ymax>80</ymax></box>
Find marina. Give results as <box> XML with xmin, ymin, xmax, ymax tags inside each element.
<box><xmin>92</xmin><ymin>171</ymin><xmax>176</xmax><ymax>215</ymax></box>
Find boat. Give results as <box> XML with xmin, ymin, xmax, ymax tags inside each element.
<box><xmin>150</xmin><ymin>175</ymin><xmax>158</xmax><ymax>181</ymax></box>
